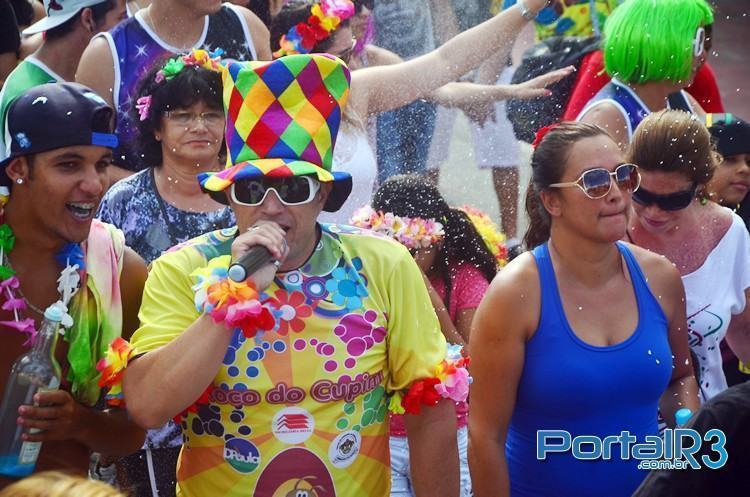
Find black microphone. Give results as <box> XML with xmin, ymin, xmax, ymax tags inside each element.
<box><xmin>227</xmin><ymin>246</ymin><xmax>274</xmax><ymax>282</ymax></box>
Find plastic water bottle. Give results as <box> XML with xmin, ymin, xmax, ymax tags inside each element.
<box><xmin>0</xmin><ymin>305</ymin><xmax>63</xmax><ymax>477</ymax></box>
<box><xmin>675</xmin><ymin>408</ymin><xmax>693</xmax><ymax>428</ymax></box>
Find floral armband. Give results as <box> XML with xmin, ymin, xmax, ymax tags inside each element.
<box><xmin>96</xmin><ymin>337</ymin><xmax>136</xmax><ymax>407</ymax></box>
<box><xmin>391</xmin><ymin>344</ymin><xmax>472</xmax><ymax>415</ymax></box>
<box><xmin>191</xmin><ymin>255</ymin><xmax>277</xmax><ymax>339</ymax></box>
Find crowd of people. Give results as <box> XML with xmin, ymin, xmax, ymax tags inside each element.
<box><xmin>0</xmin><ymin>0</ymin><xmax>748</xmax><ymax>496</ymax></box>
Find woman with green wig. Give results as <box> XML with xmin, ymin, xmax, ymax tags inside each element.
<box><xmin>577</xmin><ymin>0</ymin><xmax>713</xmax><ymax>148</ymax></box>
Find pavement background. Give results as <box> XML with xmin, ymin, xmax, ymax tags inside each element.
<box><xmin>437</xmin><ymin>0</ymin><xmax>749</xmax><ymax>238</ymax></box>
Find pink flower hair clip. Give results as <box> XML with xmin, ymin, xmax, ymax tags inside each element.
<box><xmin>135</xmin><ymin>95</ymin><xmax>152</xmax><ymax>121</ymax></box>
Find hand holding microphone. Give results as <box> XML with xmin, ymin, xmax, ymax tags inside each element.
<box><xmin>230</xmin><ymin>222</ymin><xmax>288</xmax><ymax>290</ymax></box>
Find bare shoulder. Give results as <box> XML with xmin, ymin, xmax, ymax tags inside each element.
<box><xmin>623</xmin><ymin>242</ymin><xmax>683</xmax><ymax>300</ymax></box>
<box><xmin>578</xmin><ymin>101</ymin><xmax>629</xmax><ymax>148</ymax></box>
<box><xmin>702</xmin><ymin>202</ymin><xmax>734</xmax><ymax>234</ymax></box>
<box><xmin>76</xmin><ymin>36</ymin><xmax>115</xmax><ymax>105</ymax></box>
<box><xmin>476</xmin><ymin>251</ymin><xmax>541</xmax><ymax>340</ymax></box>
<box><xmin>78</xmin><ymin>36</ymin><xmax>113</xmax><ymax>67</ymax></box>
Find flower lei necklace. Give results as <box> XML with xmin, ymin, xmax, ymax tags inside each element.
<box><xmin>0</xmin><ymin>224</ymin><xmax>85</xmax><ymax>345</ymax></box>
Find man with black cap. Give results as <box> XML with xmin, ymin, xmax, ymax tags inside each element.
<box><xmin>0</xmin><ymin>82</ymin><xmax>146</xmax><ymax>487</ymax></box>
<box><xmin>0</xmin><ymin>0</ymin><xmax>126</xmax><ymax>163</ymax></box>
<box><xmin>121</xmin><ymin>54</ymin><xmax>465</xmax><ymax>497</ymax></box>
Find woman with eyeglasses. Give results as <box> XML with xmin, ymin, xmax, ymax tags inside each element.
<box><xmin>96</xmin><ymin>54</ymin><xmax>234</xmax><ymax>497</ymax></box>
<box><xmin>626</xmin><ymin>110</ymin><xmax>750</xmax><ymax>403</ymax></box>
<box><xmin>577</xmin><ymin>0</ymin><xmax>712</xmax><ymax>149</ymax></box>
<box><xmin>468</xmin><ymin>121</ymin><xmax>699</xmax><ymax>497</ymax></box>
<box><xmin>271</xmin><ymin>0</ymin><xmax>574</xmax><ymax>224</ymax></box>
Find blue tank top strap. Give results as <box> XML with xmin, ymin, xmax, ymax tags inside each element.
<box><xmin>531</xmin><ymin>242</ymin><xmax>559</xmax><ymax>323</ymax></box>
<box><xmin>615</xmin><ymin>241</ymin><xmax>654</xmax><ymax>306</ymax></box>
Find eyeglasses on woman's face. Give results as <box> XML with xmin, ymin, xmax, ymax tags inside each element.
<box><xmin>548</xmin><ymin>163</ymin><xmax>641</xmax><ymax>199</ymax></box>
<box><xmin>165</xmin><ymin>110</ymin><xmax>225</xmax><ymax>127</ymax></box>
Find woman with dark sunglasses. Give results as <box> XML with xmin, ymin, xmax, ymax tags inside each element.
<box><xmin>468</xmin><ymin>121</ymin><xmax>699</xmax><ymax>497</ymax></box>
<box><xmin>627</xmin><ymin>109</ymin><xmax>750</xmax><ymax>404</ymax></box>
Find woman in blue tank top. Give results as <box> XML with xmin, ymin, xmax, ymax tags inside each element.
<box><xmin>468</xmin><ymin>122</ymin><xmax>700</xmax><ymax>497</ymax></box>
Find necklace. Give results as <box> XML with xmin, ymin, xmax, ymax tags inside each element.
<box><xmin>4</xmin><ymin>255</ymin><xmax>46</xmax><ymax>316</ymax></box>
<box><xmin>0</xmin><ymin>224</ymin><xmax>84</xmax><ymax>343</ymax></box>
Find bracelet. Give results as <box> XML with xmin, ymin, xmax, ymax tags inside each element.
<box><xmin>517</xmin><ymin>0</ymin><xmax>539</xmax><ymax>21</ymax></box>
<box><xmin>191</xmin><ymin>255</ymin><xmax>277</xmax><ymax>339</ymax></box>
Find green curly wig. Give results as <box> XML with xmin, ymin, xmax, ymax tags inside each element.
<box><xmin>603</xmin><ymin>0</ymin><xmax>713</xmax><ymax>84</ymax></box>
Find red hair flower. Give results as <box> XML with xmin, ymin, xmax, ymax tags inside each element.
<box><xmin>532</xmin><ymin>122</ymin><xmax>561</xmax><ymax>149</ymax></box>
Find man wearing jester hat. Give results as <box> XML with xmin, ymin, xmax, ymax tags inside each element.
<box><xmin>0</xmin><ymin>82</ymin><xmax>147</xmax><ymax>486</ymax></box>
<box><xmin>120</xmin><ymin>54</ymin><xmax>466</xmax><ymax>496</ymax></box>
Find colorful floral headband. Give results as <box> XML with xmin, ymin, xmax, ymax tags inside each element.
<box><xmin>274</xmin><ymin>0</ymin><xmax>355</xmax><ymax>58</ymax></box>
<box><xmin>459</xmin><ymin>206</ymin><xmax>508</xmax><ymax>268</ymax></box>
<box><xmin>135</xmin><ymin>48</ymin><xmax>224</xmax><ymax>122</ymax></box>
<box><xmin>350</xmin><ymin>206</ymin><xmax>445</xmax><ymax>250</ymax></box>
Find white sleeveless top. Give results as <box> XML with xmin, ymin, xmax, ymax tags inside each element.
<box><xmin>682</xmin><ymin>211</ymin><xmax>750</xmax><ymax>401</ymax></box>
<box><xmin>319</xmin><ymin>123</ymin><xmax>378</xmax><ymax>225</ymax></box>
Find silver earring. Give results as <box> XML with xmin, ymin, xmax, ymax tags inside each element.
<box><xmin>15</xmin><ymin>178</ymin><xmax>23</xmax><ymax>185</ymax></box>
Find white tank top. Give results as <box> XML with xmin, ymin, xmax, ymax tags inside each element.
<box><xmin>319</xmin><ymin>123</ymin><xmax>378</xmax><ymax>225</ymax></box>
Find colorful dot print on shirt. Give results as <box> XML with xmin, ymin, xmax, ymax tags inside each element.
<box><xmin>501</xmin><ymin>0</ymin><xmax>620</xmax><ymax>39</ymax></box>
<box><xmin>130</xmin><ymin>223</ymin><xmax>446</xmax><ymax>497</ymax></box>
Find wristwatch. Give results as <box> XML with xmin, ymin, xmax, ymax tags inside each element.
<box><xmin>518</xmin><ymin>0</ymin><xmax>539</xmax><ymax>21</ymax></box>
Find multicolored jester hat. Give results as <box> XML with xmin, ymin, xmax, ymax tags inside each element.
<box><xmin>199</xmin><ymin>53</ymin><xmax>353</xmax><ymax>213</ymax></box>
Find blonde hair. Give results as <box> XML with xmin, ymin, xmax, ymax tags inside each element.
<box><xmin>0</xmin><ymin>472</ymin><xmax>126</xmax><ymax>497</ymax></box>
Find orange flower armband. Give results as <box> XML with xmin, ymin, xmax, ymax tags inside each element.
<box><xmin>191</xmin><ymin>256</ymin><xmax>277</xmax><ymax>339</ymax></box>
<box><xmin>394</xmin><ymin>344</ymin><xmax>472</xmax><ymax>415</ymax></box>
<box><xmin>96</xmin><ymin>337</ymin><xmax>136</xmax><ymax>407</ymax></box>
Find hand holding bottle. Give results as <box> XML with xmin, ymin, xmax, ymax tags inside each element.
<box><xmin>17</xmin><ymin>390</ymin><xmax>83</xmax><ymax>443</ymax></box>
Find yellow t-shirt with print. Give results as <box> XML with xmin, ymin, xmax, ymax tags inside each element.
<box><xmin>495</xmin><ymin>0</ymin><xmax>620</xmax><ymax>40</ymax></box>
<box><xmin>130</xmin><ymin>224</ymin><xmax>447</xmax><ymax>497</ymax></box>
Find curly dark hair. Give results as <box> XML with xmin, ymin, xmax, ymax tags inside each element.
<box><xmin>270</xmin><ymin>0</ymin><xmax>351</xmax><ymax>54</ymax></box>
<box><xmin>372</xmin><ymin>175</ymin><xmax>497</xmax><ymax>305</ymax></box>
<box><xmin>132</xmin><ymin>56</ymin><xmax>224</xmax><ymax>168</ymax></box>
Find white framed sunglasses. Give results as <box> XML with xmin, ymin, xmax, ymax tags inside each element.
<box><xmin>548</xmin><ymin>163</ymin><xmax>641</xmax><ymax>199</ymax></box>
<box><xmin>231</xmin><ymin>175</ymin><xmax>321</xmax><ymax>206</ymax></box>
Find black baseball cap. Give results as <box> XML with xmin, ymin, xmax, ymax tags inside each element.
<box><xmin>1</xmin><ymin>82</ymin><xmax>118</xmax><ymax>186</ymax></box>
<box><xmin>706</xmin><ymin>113</ymin><xmax>750</xmax><ymax>158</ymax></box>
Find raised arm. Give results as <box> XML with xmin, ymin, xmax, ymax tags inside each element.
<box><xmin>351</xmin><ymin>0</ymin><xmax>549</xmax><ymax>117</ymax></box>
<box><xmin>468</xmin><ymin>255</ymin><xmax>538</xmax><ymax>497</ymax></box>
